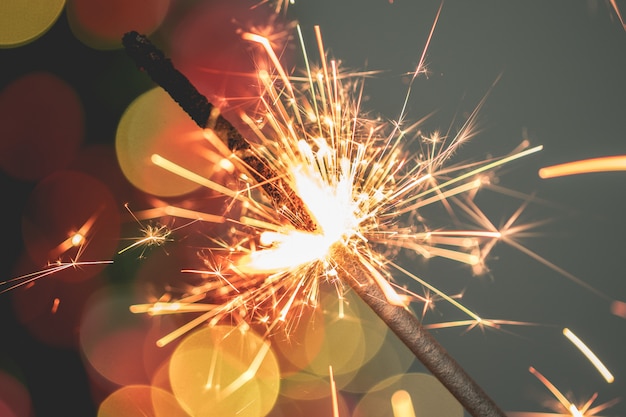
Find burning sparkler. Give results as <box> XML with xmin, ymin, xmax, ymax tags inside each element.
<box><xmin>119</xmin><ymin>12</ymin><xmax>553</xmax><ymax>413</ymax></box>
<box><xmin>3</xmin><ymin>3</ymin><xmax>626</xmax><ymax>417</ymax></box>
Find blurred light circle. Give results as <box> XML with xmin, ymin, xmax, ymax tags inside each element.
<box><xmin>71</xmin><ymin>144</ymin><xmax>148</xmax><ymax>207</ymax></box>
<box><xmin>97</xmin><ymin>385</ymin><xmax>188</xmax><ymax>417</ymax></box>
<box><xmin>304</xmin><ymin>288</ymin><xmax>387</xmax><ymax>378</ymax></box>
<box><xmin>0</xmin><ymin>72</ymin><xmax>83</xmax><ymax>181</ymax></box>
<box><xmin>116</xmin><ymin>87</ymin><xmax>222</xmax><ymax>197</ymax></box>
<box><xmin>171</xmin><ymin>0</ymin><xmax>287</xmax><ymax>132</ymax></box>
<box><xmin>278</xmin><ymin>371</ymin><xmax>332</xmax><ymax>401</ymax></box>
<box><xmin>266</xmin><ymin>394</ymin><xmax>350</xmax><ymax>417</ymax></box>
<box><xmin>277</xmin><ymin>288</ymin><xmax>388</xmax><ymax>399</ymax></box>
<box><xmin>169</xmin><ymin>325</ymin><xmax>280</xmax><ymax>417</ymax></box>
<box><xmin>0</xmin><ymin>371</ymin><xmax>33</xmax><ymax>417</ymax></box>
<box><xmin>0</xmin><ymin>0</ymin><xmax>65</xmax><ymax>47</ymax></box>
<box><xmin>21</xmin><ymin>170</ymin><xmax>120</xmax><ymax>279</ymax></box>
<box><xmin>352</xmin><ymin>373</ymin><xmax>463</xmax><ymax>417</ymax></box>
<box><xmin>66</xmin><ymin>0</ymin><xmax>170</xmax><ymax>50</ymax></box>
<box><xmin>340</xmin><ymin>328</ymin><xmax>415</xmax><ymax>394</ymax></box>
<box><xmin>80</xmin><ymin>291</ymin><xmax>164</xmax><ymax>387</ymax></box>
<box><xmin>272</xmin><ymin>302</ymin><xmax>325</xmax><ymax>375</ymax></box>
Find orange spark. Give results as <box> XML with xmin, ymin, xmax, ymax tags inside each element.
<box><xmin>49</xmin><ymin>208</ymin><xmax>102</xmax><ymax>259</ymax></box>
<box><xmin>51</xmin><ymin>297</ymin><xmax>60</xmax><ymax>314</ymax></box>
<box><xmin>391</xmin><ymin>390</ymin><xmax>417</xmax><ymax>417</ymax></box>
<box><xmin>609</xmin><ymin>0</ymin><xmax>626</xmax><ymax>30</ymax></box>
<box><xmin>523</xmin><ymin>367</ymin><xmax>619</xmax><ymax>417</ymax></box>
<box><xmin>538</xmin><ymin>155</ymin><xmax>626</xmax><ymax>179</ymax></box>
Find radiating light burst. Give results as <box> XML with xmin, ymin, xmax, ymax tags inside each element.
<box><xmin>127</xmin><ymin>17</ymin><xmax>547</xmax><ymax>348</ymax></box>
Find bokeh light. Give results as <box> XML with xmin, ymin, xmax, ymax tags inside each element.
<box><xmin>0</xmin><ymin>370</ymin><xmax>33</xmax><ymax>417</ymax></box>
<box><xmin>0</xmin><ymin>72</ymin><xmax>83</xmax><ymax>181</ymax></box>
<box><xmin>170</xmin><ymin>0</ymin><xmax>282</xmax><ymax>123</ymax></box>
<box><xmin>79</xmin><ymin>291</ymin><xmax>172</xmax><ymax>387</ymax></box>
<box><xmin>303</xmin><ymin>290</ymin><xmax>388</xmax><ymax>379</ymax></box>
<box><xmin>169</xmin><ymin>325</ymin><xmax>280</xmax><ymax>417</ymax></box>
<box><xmin>116</xmin><ymin>87</ymin><xmax>231</xmax><ymax>197</ymax></box>
<box><xmin>267</xmin><ymin>393</ymin><xmax>350</xmax><ymax>417</ymax></box>
<box><xmin>0</xmin><ymin>0</ymin><xmax>65</xmax><ymax>48</ymax></box>
<box><xmin>66</xmin><ymin>0</ymin><xmax>170</xmax><ymax>50</ymax></box>
<box><xmin>353</xmin><ymin>373</ymin><xmax>463</xmax><ymax>417</ymax></box>
<box><xmin>97</xmin><ymin>385</ymin><xmax>188</xmax><ymax>417</ymax></box>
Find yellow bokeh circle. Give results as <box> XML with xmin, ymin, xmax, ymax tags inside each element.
<box><xmin>169</xmin><ymin>325</ymin><xmax>280</xmax><ymax>417</ymax></box>
<box><xmin>116</xmin><ymin>87</ymin><xmax>221</xmax><ymax>197</ymax></box>
<box><xmin>0</xmin><ymin>0</ymin><xmax>65</xmax><ymax>48</ymax></box>
<box><xmin>98</xmin><ymin>385</ymin><xmax>188</xmax><ymax>417</ymax></box>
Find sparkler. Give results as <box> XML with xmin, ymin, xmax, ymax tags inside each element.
<box><xmin>120</xmin><ymin>27</ymin><xmax>541</xmax><ymax>416</ymax></box>
<box><xmin>2</xmin><ymin>3</ymin><xmax>625</xmax><ymax>417</ymax></box>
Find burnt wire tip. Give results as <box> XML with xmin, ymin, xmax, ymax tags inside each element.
<box><xmin>122</xmin><ymin>31</ymin><xmax>317</xmax><ymax>232</ymax></box>
<box><xmin>122</xmin><ymin>31</ymin><xmax>507</xmax><ymax>417</ymax></box>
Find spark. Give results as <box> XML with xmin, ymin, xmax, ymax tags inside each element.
<box><xmin>563</xmin><ymin>328</ymin><xmax>614</xmax><ymax>384</ymax></box>
<box><xmin>538</xmin><ymin>155</ymin><xmax>626</xmax><ymax>179</ymax></box>
<box><xmin>49</xmin><ymin>208</ymin><xmax>102</xmax><ymax>261</ymax></box>
<box><xmin>0</xmin><ymin>259</ymin><xmax>113</xmax><ymax>294</ymax></box>
<box><xmin>118</xmin><ymin>203</ymin><xmax>206</xmax><ymax>257</ymax></box>
<box><xmin>608</xmin><ymin>0</ymin><xmax>626</xmax><ymax>30</ymax></box>
<box><xmin>422</xmin><ymin>318</ymin><xmax>540</xmax><ymax>332</ymax></box>
<box><xmin>51</xmin><ymin>297</ymin><xmax>60</xmax><ymax>314</ymax></box>
<box><xmin>329</xmin><ymin>366</ymin><xmax>340</xmax><ymax>417</ymax></box>
<box><xmin>391</xmin><ymin>390</ymin><xmax>417</xmax><ymax>417</ymax></box>
<box><xmin>1</xmin><ymin>208</ymin><xmax>112</xmax><ymax>292</ymax></box>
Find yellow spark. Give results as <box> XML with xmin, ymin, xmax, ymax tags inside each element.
<box><xmin>391</xmin><ymin>390</ymin><xmax>417</xmax><ymax>417</ymax></box>
<box><xmin>49</xmin><ymin>208</ymin><xmax>102</xmax><ymax>260</ymax></box>
<box><xmin>529</xmin><ymin>366</ymin><xmax>576</xmax><ymax>413</ymax></box>
<box><xmin>563</xmin><ymin>328</ymin><xmax>614</xmax><ymax>384</ymax></box>
<box><xmin>163</xmin><ymin>206</ymin><xmax>225</xmax><ymax>223</ymax></box>
<box><xmin>422</xmin><ymin>318</ymin><xmax>538</xmax><ymax>331</ymax></box>
<box><xmin>151</xmin><ymin>154</ymin><xmax>240</xmax><ymax>198</ymax></box>
<box><xmin>539</xmin><ymin>155</ymin><xmax>626</xmax><ymax>178</ymax></box>
<box><xmin>329</xmin><ymin>366</ymin><xmax>340</xmax><ymax>417</ymax></box>
<box><xmin>70</xmin><ymin>233</ymin><xmax>84</xmax><ymax>247</ymax></box>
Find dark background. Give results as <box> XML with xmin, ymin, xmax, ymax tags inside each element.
<box><xmin>2</xmin><ymin>1</ymin><xmax>626</xmax><ymax>416</ymax></box>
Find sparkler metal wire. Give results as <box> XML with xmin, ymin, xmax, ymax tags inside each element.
<box><xmin>123</xmin><ymin>31</ymin><xmax>507</xmax><ymax>417</ymax></box>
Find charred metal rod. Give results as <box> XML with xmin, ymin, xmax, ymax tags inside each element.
<box><xmin>122</xmin><ymin>31</ymin><xmax>316</xmax><ymax>232</ymax></box>
<box><xmin>342</xmin><ymin>252</ymin><xmax>507</xmax><ymax>417</ymax></box>
<box><xmin>122</xmin><ymin>31</ymin><xmax>507</xmax><ymax>417</ymax></box>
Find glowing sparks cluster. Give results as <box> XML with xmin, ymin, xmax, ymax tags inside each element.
<box><xmin>135</xmin><ymin>24</ymin><xmax>544</xmax><ymax>346</ymax></box>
